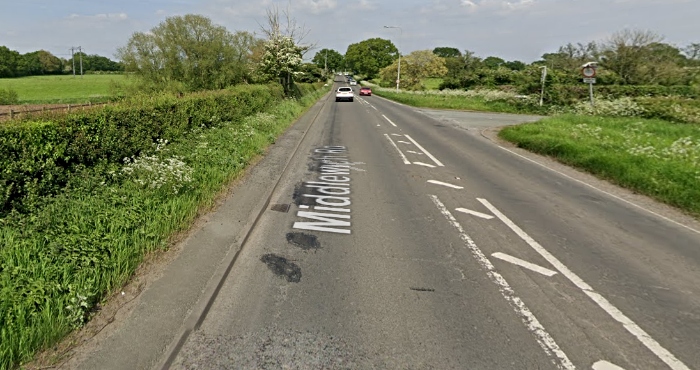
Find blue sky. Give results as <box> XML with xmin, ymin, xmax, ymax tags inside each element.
<box><xmin>1</xmin><ymin>0</ymin><xmax>698</xmax><ymax>62</ymax></box>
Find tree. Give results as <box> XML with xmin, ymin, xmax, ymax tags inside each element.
<box><xmin>433</xmin><ymin>47</ymin><xmax>461</xmax><ymax>58</ymax></box>
<box><xmin>256</xmin><ymin>6</ymin><xmax>312</xmax><ymax>94</ymax></box>
<box><xmin>311</xmin><ymin>48</ymin><xmax>343</xmax><ymax>74</ymax></box>
<box><xmin>117</xmin><ymin>14</ymin><xmax>255</xmax><ymax>91</ymax></box>
<box><xmin>482</xmin><ymin>56</ymin><xmax>506</xmax><ymax>69</ymax></box>
<box><xmin>380</xmin><ymin>50</ymin><xmax>447</xmax><ymax>90</ymax></box>
<box><xmin>0</xmin><ymin>46</ymin><xmax>21</xmax><ymax>77</ymax></box>
<box><xmin>599</xmin><ymin>29</ymin><xmax>664</xmax><ymax>84</ymax></box>
<box><xmin>344</xmin><ymin>38</ymin><xmax>398</xmax><ymax>79</ymax></box>
<box><xmin>37</xmin><ymin>50</ymin><xmax>63</xmax><ymax>74</ymax></box>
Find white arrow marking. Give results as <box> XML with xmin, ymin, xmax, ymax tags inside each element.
<box><xmin>428</xmin><ymin>180</ymin><xmax>464</xmax><ymax>189</ymax></box>
<box><xmin>456</xmin><ymin>208</ymin><xmax>494</xmax><ymax>220</ymax></box>
<box><xmin>592</xmin><ymin>360</ymin><xmax>626</xmax><ymax>370</ymax></box>
<box><xmin>384</xmin><ymin>134</ymin><xmax>410</xmax><ymax>164</ymax></box>
<box><xmin>491</xmin><ymin>252</ymin><xmax>558</xmax><ymax>277</ymax></box>
<box><xmin>405</xmin><ymin>134</ymin><xmax>444</xmax><ymax>167</ymax></box>
<box><xmin>479</xmin><ymin>198</ymin><xmax>691</xmax><ymax>370</ymax></box>
<box><xmin>413</xmin><ymin>162</ymin><xmax>436</xmax><ymax>168</ymax></box>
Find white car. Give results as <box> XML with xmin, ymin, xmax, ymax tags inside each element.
<box><xmin>349</xmin><ymin>80</ymin><xmax>357</xmax><ymax>86</ymax></box>
<box><xmin>335</xmin><ymin>87</ymin><xmax>354</xmax><ymax>102</ymax></box>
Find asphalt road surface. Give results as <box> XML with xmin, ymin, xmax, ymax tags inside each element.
<box><xmin>64</xmin><ymin>77</ymin><xmax>700</xmax><ymax>370</ymax></box>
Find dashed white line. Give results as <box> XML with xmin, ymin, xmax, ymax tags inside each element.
<box><xmin>455</xmin><ymin>207</ymin><xmax>494</xmax><ymax>220</ymax></box>
<box><xmin>391</xmin><ymin>133</ymin><xmax>402</xmax><ymax>137</ymax></box>
<box><xmin>397</xmin><ymin>141</ymin><xmax>411</xmax><ymax>144</ymax></box>
<box><xmin>407</xmin><ymin>150</ymin><xmax>424</xmax><ymax>155</ymax></box>
<box><xmin>413</xmin><ymin>162</ymin><xmax>436</xmax><ymax>168</ymax></box>
<box><xmin>384</xmin><ymin>134</ymin><xmax>410</xmax><ymax>165</ymax></box>
<box><xmin>478</xmin><ymin>198</ymin><xmax>691</xmax><ymax>370</ymax></box>
<box><xmin>404</xmin><ymin>135</ymin><xmax>444</xmax><ymax>167</ymax></box>
<box><xmin>491</xmin><ymin>252</ymin><xmax>558</xmax><ymax>277</ymax></box>
<box><xmin>592</xmin><ymin>361</ymin><xmax>626</xmax><ymax>370</ymax></box>
<box><xmin>429</xmin><ymin>195</ymin><xmax>575</xmax><ymax>370</ymax></box>
<box><xmin>427</xmin><ymin>180</ymin><xmax>463</xmax><ymax>189</ymax></box>
<box><xmin>381</xmin><ymin>114</ymin><xmax>398</xmax><ymax>127</ymax></box>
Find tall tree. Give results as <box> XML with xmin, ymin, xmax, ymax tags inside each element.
<box><xmin>0</xmin><ymin>46</ymin><xmax>21</xmax><ymax>77</ymax></box>
<box><xmin>311</xmin><ymin>48</ymin><xmax>344</xmax><ymax>74</ymax></box>
<box><xmin>380</xmin><ymin>50</ymin><xmax>447</xmax><ymax>90</ymax></box>
<box><xmin>256</xmin><ymin>6</ymin><xmax>311</xmax><ymax>94</ymax></box>
<box><xmin>599</xmin><ymin>29</ymin><xmax>664</xmax><ymax>84</ymax></box>
<box><xmin>433</xmin><ymin>47</ymin><xmax>461</xmax><ymax>58</ymax></box>
<box><xmin>344</xmin><ymin>38</ymin><xmax>398</xmax><ymax>79</ymax></box>
<box><xmin>117</xmin><ymin>14</ymin><xmax>255</xmax><ymax>91</ymax></box>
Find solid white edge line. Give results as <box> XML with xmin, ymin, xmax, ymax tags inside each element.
<box><xmin>429</xmin><ymin>195</ymin><xmax>575</xmax><ymax>370</ymax></box>
<box><xmin>427</xmin><ymin>180</ymin><xmax>464</xmax><ymax>189</ymax></box>
<box><xmin>384</xmin><ymin>134</ymin><xmax>410</xmax><ymax>165</ymax></box>
<box><xmin>478</xmin><ymin>198</ymin><xmax>690</xmax><ymax>370</ymax></box>
<box><xmin>455</xmin><ymin>207</ymin><xmax>494</xmax><ymax>220</ymax></box>
<box><xmin>491</xmin><ymin>252</ymin><xmax>558</xmax><ymax>277</ymax></box>
<box><xmin>381</xmin><ymin>114</ymin><xmax>398</xmax><ymax>127</ymax></box>
<box><xmin>405</xmin><ymin>134</ymin><xmax>444</xmax><ymax>167</ymax></box>
<box><xmin>413</xmin><ymin>162</ymin><xmax>436</xmax><ymax>168</ymax></box>
<box><xmin>495</xmin><ymin>145</ymin><xmax>700</xmax><ymax>236</ymax></box>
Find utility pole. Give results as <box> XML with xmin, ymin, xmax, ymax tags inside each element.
<box><xmin>70</xmin><ymin>46</ymin><xmax>83</xmax><ymax>78</ymax></box>
<box><xmin>70</xmin><ymin>47</ymin><xmax>76</xmax><ymax>77</ymax></box>
<box><xmin>78</xmin><ymin>46</ymin><xmax>83</xmax><ymax>78</ymax></box>
<box><xmin>383</xmin><ymin>25</ymin><xmax>402</xmax><ymax>92</ymax></box>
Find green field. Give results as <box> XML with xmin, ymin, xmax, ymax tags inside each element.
<box><xmin>0</xmin><ymin>74</ymin><xmax>130</xmax><ymax>104</ymax></box>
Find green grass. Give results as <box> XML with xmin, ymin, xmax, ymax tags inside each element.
<box><xmin>0</xmin><ymin>75</ymin><xmax>131</xmax><ymax>104</ymax></box>
<box><xmin>0</xmin><ymin>86</ymin><xmax>326</xmax><ymax>370</ymax></box>
<box><xmin>499</xmin><ymin>115</ymin><xmax>700</xmax><ymax>216</ymax></box>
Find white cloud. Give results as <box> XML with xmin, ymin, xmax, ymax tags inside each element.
<box><xmin>297</xmin><ymin>0</ymin><xmax>338</xmax><ymax>14</ymax></box>
<box><xmin>67</xmin><ymin>13</ymin><xmax>128</xmax><ymax>21</ymax></box>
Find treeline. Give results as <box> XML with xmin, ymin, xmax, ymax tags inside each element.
<box><xmin>0</xmin><ymin>46</ymin><xmax>123</xmax><ymax>78</ymax></box>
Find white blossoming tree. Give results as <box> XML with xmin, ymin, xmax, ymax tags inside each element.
<box><xmin>257</xmin><ymin>6</ymin><xmax>312</xmax><ymax>96</ymax></box>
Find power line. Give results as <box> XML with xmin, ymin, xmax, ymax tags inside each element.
<box><xmin>69</xmin><ymin>46</ymin><xmax>84</xmax><ymax>78</ymax></box>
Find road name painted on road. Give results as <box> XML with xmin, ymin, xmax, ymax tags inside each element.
<box><xmin>293</xmin><ymin>146</ymin><xmax>355</xmax><ymax>234</ymax></box>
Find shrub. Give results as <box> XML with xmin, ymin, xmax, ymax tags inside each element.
<box><xmin>0</xmin><ymin>88</ymin><xmax>19</xmax><ymax>104</ymax></box>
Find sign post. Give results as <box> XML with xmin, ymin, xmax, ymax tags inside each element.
<box><xmin>581</xmin><ymin>64</ymin><xmax>597</xmax><ymax>106</ymax></box>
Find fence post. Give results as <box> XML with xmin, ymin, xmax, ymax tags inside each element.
<box><xmin>68</xmin><ymin>104</ymin><xmax>71</xmax><ymax>112</ymax></box>
<box><xmin>10</xmin><ymin>110</ymin><xmax>14</xmax><ymax>119</ymax></box>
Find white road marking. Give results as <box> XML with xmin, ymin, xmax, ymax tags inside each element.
<box><xmin>413</xmin><ymin>162</ymin><xmax>436</xmax><ymax>168</ymax></box>
<box><xmin>397</xmin><ymin>141</ymin><xmax>411</xmax><ymax>144</ymax></box>
<box><xmin>592</xmin><ymin>361</ymin><xmax>626</xmax><ymax>370</ymax></box>
<box><xmin>491</xmin><ymin>252</ymin><xmax>558</xmax><ymax>277</ymax></box>
<box><xmin>384</xmin><ymin>134</ymin><xmax>410</xmax><ymax>165</ymax></box>
<box><xmin>407</xmin><ymin>150</ymin><xmax>424</xmax><ymax>155</ymax></box>
<box><xmin>496</xmin><ymin>145</ymin><xmax>700</xmax><ymax>236</ymax></box>
<box><xmin>391</xmin><ymin>133</ymin><xmax>402</xmax><ymax>137</ymax></box>
<box><xmin>382</xmin><ymin>114</ymin><xmax>398</xmax><ymax>127</ymax></box>
<box><xmin>405</xmin><ymin>135</ymin><xmax>444</xmax><ymax>167</ymax></box>
<box><xmin>455</xmin><ymin>207</ymin><xmax>494</xmax><ymax>220</ymax></box>
<box><xmin>371</xmin><ymin>105</ymin><xmax>378</xmax><ymax>110</ymax></box>
<box><xmin>427</xmin><ymin>180</ymin><xmax>464</xmax><ymax>189</ymax></box>
<box><xmin>478</xmin><ymin>198</ymin><xmax>691</xmax><ymax>370</ymax></box>
<box><xmin>429</xmin><ymin>195</ymin><xmax>575</xmax><ymax>370</ymax></box>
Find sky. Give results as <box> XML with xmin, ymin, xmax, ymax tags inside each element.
<box><xmin>1</xmin><ymin>0</ymin><xmax>699</xmax><ymax>63</ymax></box>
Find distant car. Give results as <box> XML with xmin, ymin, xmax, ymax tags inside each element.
<box><xmin>349</xmin><ymin>80</ymin><xmax>357</xmax><ymax>86</ymax></box>
<box><xmin>359</xmin><ymin>87</ymin><xmax>372</xmax><ymax>96</ymax></box>
<box><xmin>335</xmin><ymin>87</ymin><xmax>354</xmax><ymax>102</ymax></box>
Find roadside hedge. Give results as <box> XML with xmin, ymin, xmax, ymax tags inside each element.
<box><xmin>0</xmin><ymin>84</ymin><xmax>285</xmax><ymax>216</ymax></box>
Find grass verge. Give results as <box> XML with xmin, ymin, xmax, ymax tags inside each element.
<box><xmin>499</xmin><ymin>115</ymin><xmax>700</xmax><ymax>217</ymax></box>
<box><xmin>0</xmin><ymin>86</ymin><xmax>327</xmax><ymax>370</ymax></box>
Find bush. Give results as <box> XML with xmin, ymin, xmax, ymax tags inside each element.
<box><xmin>0</xmin><ymin>88</ymin><xmax>19</xmax><ymax>104</ymax></box>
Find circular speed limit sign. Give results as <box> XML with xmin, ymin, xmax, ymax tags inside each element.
<box><xmin>582</xmin><ymin>66</ymin><xmax>596</xmax><ymax>78</ymax></box>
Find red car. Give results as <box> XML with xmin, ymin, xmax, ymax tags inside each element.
<box><xmin>359</xmin><ymin>87</ymin><xmax>372</xmax><ymax>96</ymax></box>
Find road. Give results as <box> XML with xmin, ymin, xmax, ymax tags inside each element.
<box><xmin>65</xmin><ymin>77</ymin><xmax>700</xmax><ymax>370</ymax></box>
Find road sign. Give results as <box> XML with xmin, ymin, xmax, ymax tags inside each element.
<box><xmin>583</xmin><ymin>78</ymin><xmax>596</xmax><ymax>84</ymax></box>
<box><xmin>582</xmin><ymin>66</ymin><xmax>596</xmax><ymax>78</ymax></box>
